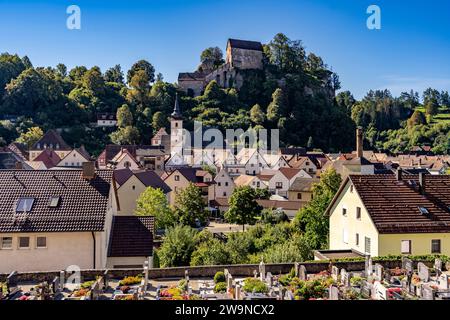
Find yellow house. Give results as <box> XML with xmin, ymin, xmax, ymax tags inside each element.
<box><xmin>327</xmin><ymin>172</ymin><xmax>450</xmax><ymax>257</ymax></box>
<box><xmin>288</xmin><ymin>177</ymin><xmax>319</xmax><ymax>202</ymax></box>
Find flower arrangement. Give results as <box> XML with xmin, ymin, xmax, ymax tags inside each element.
<box><xmin>118</xmin><ymin>275</ymin><xmax>142</xmax><ymax>286</ymax></box>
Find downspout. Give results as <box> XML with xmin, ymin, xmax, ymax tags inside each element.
<box><xmin>91</xmin><ymin>232</ymin><xmax>96</xmax><ymax>269</ymax></box>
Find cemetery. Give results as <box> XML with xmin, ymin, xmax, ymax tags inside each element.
<box><xmin>1</xmin><ymin>257</ymin><xmax>450</xmax><ymax>301</ymax></box>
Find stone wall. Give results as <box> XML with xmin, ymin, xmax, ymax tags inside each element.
<box><xmin>0</xmin><ymin>259</ymin><xmax>442</xmax><ymax>283</ymax></box>
<box><xmin>229</xmin><ymin>48</ymin><xmax>263</xmax><ymax>70</ymax></box>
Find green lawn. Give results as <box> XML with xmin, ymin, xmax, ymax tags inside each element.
<box><xmin>415</xmin><ymin>106</ymin><xmax>450</xmax><ymax>124</ymax></box>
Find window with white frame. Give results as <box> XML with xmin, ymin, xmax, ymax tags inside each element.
<box><xmin>1</xmin><ymin>237</ymin><xmax>12</xmax><ymax>249</ymax></box>
<box><xmin>401</xmin><ymin>240</ymin><xmax>411</xmax><ymax>254</ymax></box>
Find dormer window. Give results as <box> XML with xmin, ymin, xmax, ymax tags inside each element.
<box><xmin>48</xmin><ymin>196</ymin><xmax>60</xmax><ymax>208</ymax></box>
<box><xmin>16</xmin><ymin>197</ymin><xmax>35</xmax><ymax>212</ymax></box>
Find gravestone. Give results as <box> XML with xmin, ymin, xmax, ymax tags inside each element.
<box><xmin>6</xmin><ymin>271</ymin><xmax>18</xmax><ymax>295</ymax></box>
<box><xmin>259</xmin><ymin>260</ymin><xmax>266</xmax><ymax>281</ymax></box>
<box><xmin>299</xmin><ymin>265</ymin><xmax>307</xmax><ymax>281</ymax></box>
<box><xmin>331</xmin><ymin>266</ymin><xmax>339</xmax><ymax>281</ymax></box>
<box><xmin>284</xmin><ymin>290</ymin><xmax>294</xmax><ymax>300</ymax></box>
<box><xmin>266</xmin><ymin>272</ymin><xmax>273</xmax><ymax>288</ymax></box>
<box><xmin>59</xmin><ymin>270</ymin><xmax>65</xmax><ymax>291</ymax></box>
<box><xmin>402</xmin><ymin>257</ymin><xmax>413</xmax><ymax>274</ymax></box>
<box><xmin>365</xmin><ymin>256</ymin><xmax>373</xmax><ymax>277</ymax></box>
<box><xmin>51</xmin><ymin>276</ymin><xmax>60</xmax><ymax>295</ymax></box>
<box><xmin>227</xmin><ymin>274</ymin><xmax>233</xmax><ymax>291</ymax></box>
<box><xmin>103</xmin><ymin>269</ymin><xmax>109</xmax><ymax>289</ymax></box>
<box><xmin>90</xmin><ymin>280</ymin><xmax>101</xmax><ymax>300</ymax></box>
<box><xmin>328</xmin><ymin>285</ymin><xmax>339</xmax><ymax>300</ymax></box>
<box><xmin>294</xmin><ymin>262</ymin><xmax>299</xmax><ymax>277</ymax></box>
<box><xmin>375</xmin><ymin>264</ymin><xmax>384</xmax><ymax>281</ymax></box>
<box><xmin>373</xmin><ymin>281</ymin><xmax>387</xmax><ymax>300</ymax></box>
<box><xmin>235</xmin><ymin>284</ymin><xmax>241</xmax><ymax>300</ymax></box>
<box><xmin>434</xmin><ymin>259</ymin><xmax>442</xmax><ymax>277</ymax></box>
<box><xmin>417</xmin><ymin>262</ymin><xmax>430</xmax><ymax>282</ymax></box>
<box><xmin>253</xmin><ymin>270</ymin><xmax>258</xmax><ymax>279</ymax></box>
<box><xmin>421</xmin><ymin>284</ymin><xmax>435</xmax><ymax>300</ymax></box>
<box><xmin>438</xmin><ymin>274</ymin><xmax>449</xmax><ymax>290</ymax></box>
<box><xmin>342</xmin><ymin>271</ymin><xmax>351</xmax><ymax>288</ymax></box>
<box><xmin>143</xmin><ymin>266</ymin><xmax>149</xmax><ymax>290</ymax></box>
<box><xmin>224</xmin><ymin>269</ymin><xmax>229</xmax><ymax>279</ymax></box>
<box><xmin>361</xmin><ymin>280</ymin><xmax>371</xmax><ymax>299</ymax></box>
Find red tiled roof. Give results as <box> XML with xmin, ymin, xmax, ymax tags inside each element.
<box><xmin>108</xmin><ymin>216</ymin><xmax>154</xmax><ymax>257</ymax></box>
<box><xmin>0</xmin><ymin>170</ymin><xmax>113</xmax><ymax>233</ymax></box>
<box><xmin>31</xmin><ymin>130</ymin><xmax>71</xmax><ymax>151</ymax></box>
<box><xmin>333</xmin><ymin>175</ymin><xmax>450</xmax><ymax>234</ymax></box>
<box><xmin>279</xmin><ymin>167</ymin><xmax>301</xmax><ymax>180</ymax></box>
<box><xmin>34</xmin><ymin>149</ymin><xmax>61</xmax><ymax>168</ymax></box>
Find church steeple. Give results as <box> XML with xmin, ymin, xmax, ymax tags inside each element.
<box><xmin>171</xmin><ymin>93</ymin><xmax>182</xmax><ymax>120</ymax></box>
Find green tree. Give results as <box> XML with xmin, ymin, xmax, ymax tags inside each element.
<box><xmin>104</xmin><ymin>64</ymin><xmax>124</xmax><ymax>84</ymax></box>
<box><xmin>425</xmin><ymin>100</ymin><xmax>439</xmax><ymax>116</ymax></box>
<box><xmin>158</xmin><ymin>225</ymin><xmax>197</xmax><ymax>267</ymax></box>
<box><xmin>266</xmin><ymin>88</ymin><xmax>286</xmax><ymax>122</ymax></box>
<box><xmin>225</xmin><ymin>186</ymin><xmax>262</xmax><ymax>231</ymax></box>
<box><xmin>82</xmin><ymin>66</ymin><xmax>105</xmax><ymax>95</ymax></box>
<box><xmin>250</xmin><ymin>104</ymin><xmax>265</xmax><ymax>125</ymax></box>
<box><xmin>199</xmin><ymin>47</ymin><xmax>224</xmax><ymax>71</ymax></box>
<box><xmin>190</xmin><ymin>237</ymin><xmax>230</xmax><ymax>266</ymax></box>
<box><xmin>16</xmin><ymin>126</ymin><xmax>43</xmax><ymax>148</ymax></box>
<box><xmin>135</xmin><ymin>187</ymin><xmax>176</xmax><ymax>230</ymax></box>
<box><xmin>174</xmin><ymin>183</ymin><xmax>208</xmax><ymax>227</ymax></box>
<box><xmin>127</xmin><ymin>59</ymin><xmax>155</xmax><ymax>85</ymax></box>
<box><xmin>407</xmin><ymin>110</ymin><xmax>427</xmax><ymax>127</ymax></box>
<box><xmin>109</xmin><ymin>126</ymin><xmax>140</xmax><ymax>145</ymax></box>
<box><xmin>152</xmin><ymin>111</ymin><xmax>168</xmax><ymax>133</ymax></box>
<box><xmin>266</xmin><ymin>33</ymin><xmax>306</xmax><ymax>74</ymax></box>
<box><xmin>293</xmin><ymin>168</ymin><xmax>342</xmax><ymax>249</ymax></box>
<box><xmin>116</xmin><ymin>104</ymin><xmax>133</xmax><ymax>127</ymax></box>
<box><xmin>0</xmin><ymin>53</ymin><xmax>27</xmax><ymax>97</ymax></box>
<box><xmin>55</xmin><ymin>63</ymin><xmax>67</xmax><ymax>77</ymax></box>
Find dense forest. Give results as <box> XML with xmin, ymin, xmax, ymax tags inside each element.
<box><xmin>0</xmin><ymin>33</ymin><xmax>448</xmax><ymax>156</ymax></box>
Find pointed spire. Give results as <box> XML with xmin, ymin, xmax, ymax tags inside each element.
<box><xmin>171</xmin><ymin>93</ymin><xmax>182</xmax><ymax>119</ymax></box>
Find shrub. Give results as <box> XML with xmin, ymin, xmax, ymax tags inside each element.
<box><xmin>119</xmin><ymin>275</ymin><xmax>142</xmax><ymax>286</ymax></box>
<box><xmin>214</xmin><ymin>271</ymin><xmax>226</xmax><ymax>284</ymax></box>
<box><xmin>178</xmin><ymin>279</ymin><xmax>188</xmax><ymax>292</ymax></box>
<box><xmin>80</xmin><ymin>280</ymin><xmax>95</xmax><ymax>289</ymax></box>
<box><xmin>214</xmin><ymin>282</ymin><xmax>227</xmax><ymax>293</ymax></box>
<box><xmin>350</xmin><ymin>276</ymin><xmax>364</xmax><ymax>287</ymax></box>
<box><xmin>242</xmin><ymin>278</ymin><xmax>268</xmax><ymax>293</ymax></box>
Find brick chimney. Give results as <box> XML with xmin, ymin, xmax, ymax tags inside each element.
<box><xmin>396</xmin><ymin>168</ymin><xmax>403</xmax><ymax>181</ymax></box>
<box><xmin>419</xmin><ymin>172</ymin><xmax>426</xmax><ymax>194</ymax></box>
<box><xmin>356</xmin><ymin>127</ymin><xmax>363</xmax><ymax>158</ymax></box>
<box><xmin>82</xmin><ymin>161</ymin><xmax>96</xmax><ymax>180</ymax></box>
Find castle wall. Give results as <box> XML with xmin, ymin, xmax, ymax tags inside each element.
<box><xmin>178</xmin><ymin>79</ymin><xmax>204</xmax><ymax>97</ymax></box>
<box><xmin>229</xmin><ymin>48</ymin><xmax>263</xmax><ymax>70</ymax></box>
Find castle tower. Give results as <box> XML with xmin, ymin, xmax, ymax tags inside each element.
<box><xmin>170</xmin><ymin>94</ymin><xmax>184</xmax><ymax>156</ymax></box>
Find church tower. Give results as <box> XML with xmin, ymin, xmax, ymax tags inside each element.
<box><xmin>170</xmin><ymin>94</ymin><xmax>184</xmax><ymax>156</ymax></box>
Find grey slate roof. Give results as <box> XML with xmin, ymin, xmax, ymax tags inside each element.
<box><xmin>228</xmin><ymin>39</ymin><xmax>263</xmax><ymax>51</ymax></box>
<box><xmin>0</xmin><ymin>170</ymin><xmax>113</xmax><ymax>233</ymax></box>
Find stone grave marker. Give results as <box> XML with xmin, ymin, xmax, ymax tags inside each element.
<box><xmin>365</xmin><ymin>255</ymin><xmax>373</xmax><ymax>277</ymax></box>
<box><xmin>259</xmin><ymin>260</ymin><xmax>266</xmax><ymax>281</ymax></box>
<box><xmin>375</xmin><ymin>264</ymin><xmax>384</xmax><ymax>281</ymax></box>
<box><xmin>361</xmin><ymin>280</ymin><xmax>371</xmax><ymax>299</ymax></box>
<box><xmin>143</xmin><ymin>266</ymin><xmax>149</xmax><ymax>291</ymax></box>
<box><xmin>90</xmin><ymin>280</ymin><xmax>101</xmax><ymax>300</ymax></box>
<box><xmin>402</xmin><ymin>257</ymin><xmax>413</xmax><ymax>274</ymax></box>
<box><xmin>103</xmin><ymin>269</ymin><xmax>109</xmax><ymax>289</ymax></box>
<box><xmin>6</xmin><ymin>271</ymin><xmax>18</xmax><ymax>295</ymax></box>
<box><xmin>59</xmin><ymin>270</ymin><xmax>65</xmax><ymax>291</ymax></box>
<box><xmin>421</xmin><ymin>284</ymin><xmax>435</xmax><ymax>300</ymax></box>
<box><xmin>331</xmin><ymin>266</ymin><xmax>339</xmax><ymax>281</ymax></box>
<box><xmin>328</xmin><ymin>285</ymin><xmax>339</xmax><ymax>300</ymax></box>
<box><xmin>51</xmin><ymin>276</ymin><xmax>60</xmax><ymax>295</ymax></box>
<box><xmin>284</xmin><ymin>290</ymin><xmax>295</xmax><ymax>300</ymax></box>
<box><xmin>294</xmin><ymin>262</ymin><xmax>299</xmax><ymax>277</ymax></box>
<box><xmin>235</xmin><ymin>284</ymin><xmax>241</xmax><ymax>300</ymax></box>
<box><xmin>299</xmin><ymin>265</ymin><xmax>307</xmax><ymax>281</ymax></box>
<box><xmin>373</xmin><ymin>281</ymin><xmax>387</xmax><ymax>300</ymax></box>
<box><xmin>253</xmin><ymin>269</ymin><xmax>258</xmax><ymax>279</ymax></box>
<box><xmin>266</xmin><ymin>272</ymin><xmax>273</xmax><ymax>288</ymax></box>
<box><xmin>438</xmin><ymin>274</ymin><xmax>449</xmax><ymax>290</ymax></box>
<box><xmin>434</xmin><ymin>258</ymin><xmax>442</xmax><ymax>277</ymax></box>
<box><xmin>342</xmin><ymin>270</ymin><xmax>351</xmax><ymax>288</ymax></box>
<box><xmin>418</xmin><ymin>262</ymin><xmax>430</xmax><ymax>282</ymax></box>
<box><xmin>227</xmin><ymin>274</ymin><xmax>233</xmax><ymax>292</ymax></box>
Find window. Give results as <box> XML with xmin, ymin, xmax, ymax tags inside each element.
<box><xmin>218</xmin><ymin>182</ymin><xmax>222</xmax><ymax>187</ymax></box>
<box><xmin>223</xmin><ymin>192</ymin><xmax>227</xmax><ymax>197</ymax></box>
<box><xmin>18</xmin><ymin>237</ymin><xmax>30</xmax><ymax>249</ymax></box>
<box><xmin>355</xmin><ymin>233</ymin><xmax>359</xmax><ymax>246</ymax></box>
<box><xmin>1</xmin><ymin>237</ymin><xmax>12</xmax><ymax>249</ymax></box>
<box><xmin>132</xmin><ymin>185</ymin><xmax>136</xmax><ymax>190</ymax></box>
<box><xmin>48</xmin><ymin>196</ymin><xmax>60</xmax><ymax>208</ymax></box>
<box><xmin>276</xmin><ymin>182</ymin><xmax>283</xmax><ymax>189</ymax></box>
<box><xmin>350</xmin><ymin>185</ymin><xmax>354</xmax><ymax>193</ymax></box>
<box><xmin>16</xmin><ymin>197</ymin><xmax>35</xmax><ymax>213</ymax></box>
<box><xmin>401</xmin><ymin>240</ymin><xmax>411</xmax><ymax>254</ymax></box>
<box><xmin>256</xmin><ymin>182</ymin><xmax>260</xmax><ymax>188</ymax></box>
<box><xmin>36</xmin><ymin>237</ymin><xmax>47</xmax><ymax>248</ymax></box>
<box><xmin>364</xmin><ymin>237</ymin><xmax>371</xmax><ymax>254</ymax></box>
<box><xmin>297</xmin><ymin>193</ymin><xmax>302</xmax><ymax>200</ymax></box>
<box><xmin>343</xmin><ymin>229</ymin><xmax>348</xmax><ymax>244</ymax></box>
<box><xmin>342</xmin><ymin>207</ymin><xmax>347</xmax><ymax>216</ymax></box>
<box><xmin>225</xmin><ymin>182</ymin><xmax>229</xmax><ymax>186</ymax></box>
<box><xmin>356</xmin><ymin>207</ymin><xmax>361</xmax><ymax>220</ymax></box>
<box><xmin>431</xmin><ymin>240</ymin><xmax>441</xmax><ymax>254</ymax></box>
<box><xmin>174</xmin><ymin>175</ymin><xmax>180</xmax><ymax>181</ymax></box>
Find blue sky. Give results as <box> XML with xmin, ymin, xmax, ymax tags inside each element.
<box><xmin>0</xmin><ymin>0</ymin><xmax>449</xmax><ymax>99</ymax></box>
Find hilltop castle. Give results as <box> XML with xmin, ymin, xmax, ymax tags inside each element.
<box><xmin>177</xmin><ymin>39</ymin><xmax>264</xmax><ymax>97</ymax></box>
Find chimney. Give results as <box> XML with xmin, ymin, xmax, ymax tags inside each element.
<box><xmin>396</xmin><ymin>168</ymin><xmax>402</xmax><ymax>181</ymax></box>
<box><xmin>419</xmin><ymin>172</ymin><xmax>426</xmax><ymax>194</ymax></box>
<box><xmin>15</xmin><ymin>161</ymin><xmax>23</xmax><ymax>170</ymax></box>
<box><xmin>356</xmin><ymin>127</ymin><xmax>363</xmax><ymax>158</ymax></box>
<box><xmin>82</xmin><ymin>161</ymin><xmax>96</xmax><ymax>180</ymax></box>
